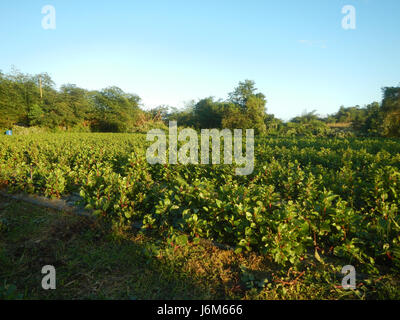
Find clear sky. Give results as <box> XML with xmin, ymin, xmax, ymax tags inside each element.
<box><xmin>0</xmin><ymin>0</ymin><xmax>399</xmax><ymax>120</ymax></box>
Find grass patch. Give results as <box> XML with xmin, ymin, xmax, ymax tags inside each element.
<box><xmin>0</xmin><ymin>195</ymin><xmax>399</xmax><ymax>300</ymax></box>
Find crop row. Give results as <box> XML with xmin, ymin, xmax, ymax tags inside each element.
<box><xmin>0</xmin><ymin>133</ymin><xmax>399</xmax><ymax>273</ymax></box>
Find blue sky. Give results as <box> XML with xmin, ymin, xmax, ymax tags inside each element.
<box><xmin>0</xmin><ymin>0</ymin><xmax>399</xmax><ymax>120</ymax></box>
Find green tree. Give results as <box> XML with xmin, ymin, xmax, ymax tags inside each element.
<box><xmin>381</xmin><ymin>87</ymin><xmax>400</xmax><ymax>137</ymax></box>
<box><xmin>168</xmin><ymin>105</ymin><xmax>196</xmax><ymax>128</ymax></box>
<box><xmin>221</xmin><ymin>103</ymin><xmax>252</xmax><ymax>129</ymax></box>
<box><xmin>27</xmin><ymin>104</ymin><xmax>44</xmax><ymax>126</ymax></box>
<box><xmin>92</xmin><ymin>86</ymin><xmax>141</xmax><ymax>132</ymax></box>
<box><xmin>291</xmin><ymin>110</ymin><xmax>319</xmax><ymax>124</ymax></box>
<box><xmin>193</xmin><ymin>97</ymin><xmax>225</xmax><ymax>129</ymax></box>
<box><xmin>58</xmin><ymin>84</ymin><xmax>93</xmax><ymax>127</ymax></box>
<box><xmin>229</xmin><ymin>80</ymin><xmax>261</xmax><ymax>109</ymax></box>
<box><xmin>224</xmin><ymin>80</ymin><xmax>267</xmax><ymax>134</ymax></box>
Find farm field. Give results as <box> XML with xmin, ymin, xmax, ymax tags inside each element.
<box><xmin>1</xmin><ymin>133</ymin><xmax>400</xmax><ymax>299</ymax></box>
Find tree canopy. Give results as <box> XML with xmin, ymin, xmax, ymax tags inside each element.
<box><xmin>0</xmin><ymin>68</ymin><xmax>398</xmax><ymax>137</ymax></box>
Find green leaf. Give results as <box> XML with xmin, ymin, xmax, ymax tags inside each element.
<box><xmin>234</xmin><ymin>247</ymin><xmax>243</xmax><ymax>254</ymax></box>
<box><xmin>175</xmin><ymin>235</ymin><xmax>188</xmax><ymax>246</ymax></box>
<box><xmin>314</xmin><ymin>248</ymin><xmax>325</xmax><ymax>264</ymax></box>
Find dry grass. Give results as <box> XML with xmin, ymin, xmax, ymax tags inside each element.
<box><xmin>1</xmin><ymin>195</ymin><xmax>399</xmax><ymax>300</ymax></box>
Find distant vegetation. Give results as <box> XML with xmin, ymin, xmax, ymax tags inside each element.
<box><xmin>0</xmin><ymin>68</ymin><xmax>399</xmax><ymax>137</ymax></box>
<box><xmin>1</xmin><ymin>68</ymin><xmax>399</xmax><ymax>299</ymax></box>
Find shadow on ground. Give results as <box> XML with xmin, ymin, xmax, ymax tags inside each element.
<box><xmin>0</xmin><ymin>195</ymin><xmax>254</xmax><ymax>300</ymax></box>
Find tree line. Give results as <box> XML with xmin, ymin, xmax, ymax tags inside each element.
<box><xmin>1</xmin><ymin>69</ymin><xmax>399</xmax><ymax>137</ymax></box>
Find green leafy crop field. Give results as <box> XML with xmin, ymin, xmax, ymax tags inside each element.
<box><xmin>0</xmin><ymin>133</ymin><xmax>399</xmax><ymax>299</ymax></box>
